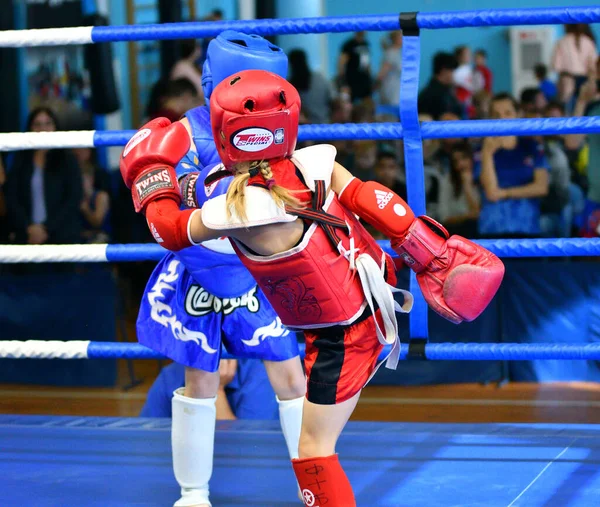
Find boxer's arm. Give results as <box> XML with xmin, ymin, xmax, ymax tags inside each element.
<box><xmin>333</xmin><ymin>161</ymin><xmax>504</xmax><ymax>323</ymax></box>
<box><xmin>332</xmin><ymin>162</ymin><xmax>416</xmax><ymax>238</ymax></box>
<box><xmin>144</xmin><ymin>200</ymin><xmax>220</xmax><ymax>251</ymax></box>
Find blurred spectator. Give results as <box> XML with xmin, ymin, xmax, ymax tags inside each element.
<box><xmin>472</xmin><ymin>90</ymin><xmax>491</xmax><ymax>120</ymax></box>
<box><xmin>453</xmin><ymin>46</ymin><xmax>474</xmax><ymax>115</ymax></box>
<box><xmin>438</xmin><ymin>142</ymin><xmax>480</xmax><ymax>238</ymax></box>
<box><xmin>520</xmin><ymin>87</ymin><xmax>547</xmax><ymax>117</ymax></box>
<box><xmin>373</xmin><ymin>150</ymin><xmax>406</xmax><ymax>201</ymax></box>
<box><xmin>557</xmin><ymin>71</ymin><xmax>577</xmax><ymax>114</ymax></box>
<box><xmin>538</xmin><ymin>140</ymin><xmax>574</xmax><ymax>238</ymax></box>
<box><xmin>432</xmin><ymin>111</ymin><xmax>464</xmax><ymax>175</ymax></box>
<box><xmin>477</xmin><ymin>94</ymin><xmax>549</xmax><ymax>238</ymax></box>
<box><xmin>147</xmin><ymin>78</ymin><xmax>199</xmax><ymax>123</ymax></box>
<box><xmin>351</xmin><ymin>97</ymin><xmax>376</xmax><ymax>124</ymax></box>
<box><xmin>419</xmin><ymin>113</ymin><xmax>441</xmax><ymax>166</ymax></box>
<box><xmin>518</xmin><ymin>96</ymin><xmax>574</xmax><ymax>235</ymax></box>
<box><xmin>73</xmin><ymin>148</ymin><xmax>111</xmax><ymax>244</ymax></box>
<box><xmin>5</xmin><ymin>107</ymin><xmax>82</xmax><ymax>245</ymax></box>
<box><xmin>376</xmin><ymin>30</ymin><xmax>403</xmax><ymax>107</ymax></box>
<box><xmin>552</xmin><ymin>24</ymin><xmax>598</xmax><ymax>97</ymax></box>
<box><xmin>330</xmin><ymin>93</ymin><xmax>353</xmax><ymax>124</ymax></box>
<box><xmin>350</xmin><ymin>140</ymin><xmax>378</xmax><ymax>180</ymax></box>
<box><xmin>198</xmin><ymin>9</ymin><xmax>224</xmax><ymax>68</ymax></box>
<box><xmin>572</xmin><ymin>65</ymin><xmax>600</xmax><ymax>236</ymax></box>
<box><xmin>545</xmin><ymin>100</ymin><xmax>587</xmax><ymax>182</ymax></box>
<box><xmin>424</xmin><ymin>111</ymin><xmax>465</xmax><ymax>219</ymax></box>
<box><xmin>543</xmin><ymin>101</ymin><xmax>587</xmax><ymax>235</ymax></box>
<box><xmin>418</xmin><ymin>52</ymin><xmax>462</xmax><ymax>120</ymax></box>
<box><xmin>534</xmin><ymin>63</ymin><xmax>558</xmax><ymax>101</ymax></box>
<box><xmin>329</xmin><ymin>96</ymin><xmax>353</xmax><ymax>166</ymax></box>
<box><xmin>288</xmin><ymin>49</ymin><xmax>333</xmax><ymax>124</ymax></box>
<box><xmin>170</xmin><ymin>39</ymin><xmax>204</xmax><ymax>102</ymax></box>
<box><xmin>337</xmin><ymin>31</ymin><xmax>373</xmax><ymax>102</ymax></box>
<box><xmin>473</xmin><ymin>49</ymin><xmax>493</xmax><ymax>94</ymax></box>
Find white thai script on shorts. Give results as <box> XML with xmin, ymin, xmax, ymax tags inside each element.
<box><xmin>185</xmin><ymin>285</ymin><xmax>260</xmax><ymax>316</ymax></box>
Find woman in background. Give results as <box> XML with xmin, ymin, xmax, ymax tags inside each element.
<box><xmin>73</xmin><ymin>147</ymin><xmax>111</xmax><ymax>244</ymax></box>
<box><xmin>438</xmin><ymin>142</ymin><xmax>480</xmax><ymax>238</ymax></box>
<box><xmin>553</xmin><ymin>24</ymin><xmax>598</xmax><ymax>98</ymax></box>
<box><xmin>376</xmin><ymin>30</ymin><xmax>403</xmax><ymax>108</ymax></box>
<box><xmin>6</xmin><ymin>107</ymin><xmax>82</xmax><ymax>246</ymax></box>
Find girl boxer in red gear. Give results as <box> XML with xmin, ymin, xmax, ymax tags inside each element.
<box><xmin>120</xmin><ymin>70</ymin><xmax>505</xmax><ymax>506</ymax></box>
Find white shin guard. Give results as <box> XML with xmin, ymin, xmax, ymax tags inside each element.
<box><xmin>172</xmin><ymin>388</ymin><xmax>216</xmax><ymax>507</ymax></box>
<box><xmin>276</xmin><ymin>395</ymin><xmax>304</xmax><ymax>460</ymax></box>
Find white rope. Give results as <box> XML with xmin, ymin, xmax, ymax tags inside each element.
<box><xmin>0</xmin><ymin>341</ymin><xmax>89</xmax><ymax>359</ymax></box>
<box><xmin>0</xmin><ymin>244</ymin><xmax>108</xmax><ymax>263</ymax></box>
<box><xmin>0</xmin><ymin>27</ymin><xmax>94</xmax><ymax>47</ymax></box>
<box><xmin>0</xmin><ymin>131</ymin><xmax>96</xmax><ymax>151</ymax></box>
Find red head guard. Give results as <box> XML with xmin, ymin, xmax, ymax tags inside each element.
<box><xmin>209</xmin><ymin>69</ymin><xmax>301</xmax><ymax>170</ymax></box>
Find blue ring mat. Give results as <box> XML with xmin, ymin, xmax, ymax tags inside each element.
<box><xmin>1</xmin><ymin>415</ymin><xmax>599</xmax><ymax>506</ymax></box>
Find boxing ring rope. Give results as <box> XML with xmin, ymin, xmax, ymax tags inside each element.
<box><xmin>2</xmin><ymin>117</ymin><xmax>600</xmax><ymax>151</ymax></box>
<box><xmin>0</xmin><ymin>6</ymin><xmax>598</xmax><ymax>47</ymax></box>
<box><xmin>3</xmin><ymin>341</ymin><xmax>600</xmax><ymax>361</ymax></box>
<box><xmin>2</xmin><ymin>6</ymin><xmax>600</xmax><ymax>362</ymax></box>
<box><xmin>2</xmin><ymin>238</ymin><xmax>600</xmax><ymax>263</ymax></box>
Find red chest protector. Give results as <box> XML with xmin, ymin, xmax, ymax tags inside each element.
<box><xmin>200</xmin><ymin>145</ymin><xmax>412</xmax><ymax>368</ymax></box>
<box><xmin>236</xmin><ymin>150</ymin><xmax>397</xmax><ymax>329</ymax></box>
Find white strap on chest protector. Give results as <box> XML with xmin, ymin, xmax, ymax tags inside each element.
<box><xmin>355</xmin><ymin>253</ymin><xmax>413</xmax><ymax>371</ymax></box>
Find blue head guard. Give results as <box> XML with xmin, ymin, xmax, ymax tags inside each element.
<box><xmin>201</xmin><ymin>30</ymin><xmax>288</xmax><ymax>100</ymax></box>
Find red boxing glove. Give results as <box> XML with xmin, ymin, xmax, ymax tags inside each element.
<box><xmin>392</xmin><ymin>217</ymin><xmax>505</xmax><ymax>324</ymax></box>
<box><xmin>120</xmin><ymin>117</ymin><xmax>191</xmax><ymax>213</ymax></box>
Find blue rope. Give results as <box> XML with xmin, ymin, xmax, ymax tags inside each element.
<box><xmin>91</xmin><ymin>15</ymin><xmax>401</xmax><ymax>42</ymax></box>
<box><xmin>87</xmin><ymin>7</ymin><xmax>600</xmax><ymax>43</ymax></box>
<box><xmin>92</xmin><ymin>117</ymin><xmax>600</xmax><ymax>147</ymax></box>
<box><xmin>85</xmin><ymin>341</ymin><xmax>600</xmax><ymax>360</ymax></box>
<box><xmin>103</xmin><ymin>238</ymin><xmax>600</xmax><ymax>263</ymax></box>
<box><xmin>417</xmin><ymin>6</ymin><xmax>600</xmax><ymax>30</ymax></box>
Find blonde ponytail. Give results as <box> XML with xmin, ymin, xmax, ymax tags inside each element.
<box><xmin>225</xmin><ymin>161</ymin><xmax>304</xmax><ymax>222</ymax></box>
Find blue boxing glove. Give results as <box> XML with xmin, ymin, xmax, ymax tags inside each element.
<box><xmin>179</xmin><ymin>163</ymin><xmax>233</xmax><ymax>209</ymax></box>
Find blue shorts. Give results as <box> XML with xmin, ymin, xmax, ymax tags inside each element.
<box><xmin>137</xmin><ymin>253</ymin><xmax>300</xmax><ymax>372</ymax></box>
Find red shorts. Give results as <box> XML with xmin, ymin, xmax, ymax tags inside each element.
<box><xmin>303</xmin><ymin>308</ymin><xmax>386</xmax><ymax>405</ymax></box>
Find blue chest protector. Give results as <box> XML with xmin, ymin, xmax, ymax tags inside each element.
<box><xmin>173</xmin><ymin>106</ymin><xmax>256</xmax><ymax>299</ymax></box>
<box><xmin>175</xmin><ymin>106</ymin><xmax>221</xmax><ymax>177</ymax></box>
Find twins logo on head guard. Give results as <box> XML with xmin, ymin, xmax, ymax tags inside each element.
<box><xmin>241</xmin><ymin>317</ymin><xmax>290</xmax><ymax>347</ymax></box>
<box><xmin>233</xmin><ymin>127</ymin><xmax>274</xmax><ymax>152</ymax></box>
<box><xmin>147</xmin><ymin>260</ymin><xmax>217</xmax><ymax>353</ymax></box>
<box><xmin>185</xmin><ymin>284</ymin><xmax>260</xmax><ymax>316</ymax></box>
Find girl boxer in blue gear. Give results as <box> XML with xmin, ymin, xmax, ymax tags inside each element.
<box><xmin>136</xmin><ymin>31</ymin><xmax>305</xmax><ymax>507</ymax></box>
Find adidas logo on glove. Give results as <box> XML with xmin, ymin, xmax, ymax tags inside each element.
<box><xmin>374</xmin><ymin>189</ymin><xmax>393</xmax><ymax>209</ymax></box>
